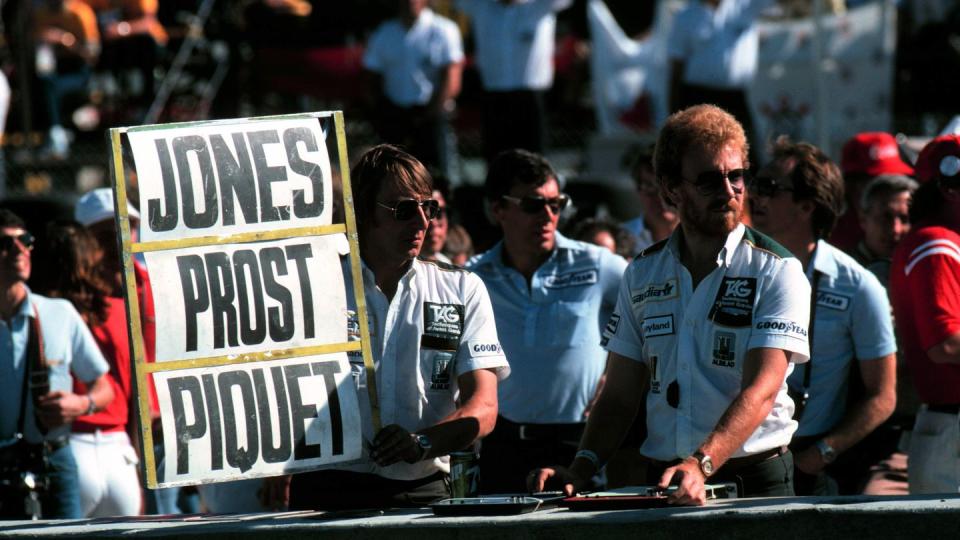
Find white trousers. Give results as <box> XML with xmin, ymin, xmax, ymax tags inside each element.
<box><xmin>908</xmin><ymin>407</ymin><xmax>960</xmax><ymax>494</ymax></box>
<box><xmin>70</xmin><ymin>431</ymin><xmax>142</xmax><ymax>517</ymax></box>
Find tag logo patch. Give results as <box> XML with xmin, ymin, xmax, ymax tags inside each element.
<box><xmin>468</xmin><ymin>340</ymin><xmax>502</xmax><ymax>357</ymax></box>
<box><xmin>642</xmin><ymin>315</ymin><xmax>675</xmax><ymax>338</ymax></box>
<box><xmin>631</xmin><ymin>280</ymin><xmax>678</xmax><ymax>305</ymax></box>
<box><xmin>544</xmin><ymin>269</ymin><xmax>599</xmax><ymax>289</ymax></box>
<box><xmin>712</xmin><ymin>332</ymin><xmax>736</xmax><ymax>368</ymax></box>
<box><xmin>709</xmin><ymin>277</ymin><xmax>757</xmax><ymax>327</ymax></box>
<box><xmin>816</xmin><ymin>291</ymin><xmax>851</xmax><ymax>311</ymax></box>
<box><xmin>422</xmin><ymin>302</ymin><xmax>464</xmax><ymax>350</ymax></box>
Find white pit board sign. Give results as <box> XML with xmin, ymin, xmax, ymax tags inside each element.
<box><xmin>108</xmin><ymin>112</ymin><xmax>379</xmax><ymax>488</ymax></box>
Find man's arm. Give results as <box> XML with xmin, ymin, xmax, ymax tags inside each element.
<box><xmin>36</xmin><ymin>373</ymin><xmax>114</xmax><ymax>429</ymax></box>
<box><xmin>795</xmin><ymin>354</ymin><xmax>896</xmax><ymax>475</ymax></box>
<box><xmin>428</xmin><ymin>61</ymin><xmax>464</xmax><ymax>115</ymax></box>
<box><xmin>927</xmin><ymin>333</ymin><xmax>960</xmax><ymax>364</ymax></box>
<box><xmin>530</xmin><ymin>352</ymin><xmax>648</xmax><ymax>494</ymax></box>
<box><xmin>370</xmin><ymin>368</ymin><xmax>499</xmax><ymax>466</ymax></box>
<box><xmin>661</xmin><ymin>347</ymin><xmax>789</xmax><ymax>506</ymax></box>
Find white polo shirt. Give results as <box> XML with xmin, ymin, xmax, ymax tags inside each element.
<box><xmin>603</xmin><ymin>224</ymin><xmax>810</xmax><ymax>461</ymax></box>
<box><xmin>363</xmin><ymin>9</ymin><xmax>464</xmax><ymax>107</ymax></box>
<box><xmin>340</xmin><ymin>256</ymin><xmax>510</xmax><ymax>481</ymax></box>
<box><xmin>457</xmin><ymin>0</ymin><xmax>573</xmax><ymax>91</ymax></box>
<box><xmin>666</xmin><ymin>0</ymin><xmax>774</xmax><ymax>90</ymax></box>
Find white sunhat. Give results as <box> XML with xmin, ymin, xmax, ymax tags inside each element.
<box><xmin>74</xmin><ymin>188</ymin><xmax>141</xmax><ymax>226</ymax></box>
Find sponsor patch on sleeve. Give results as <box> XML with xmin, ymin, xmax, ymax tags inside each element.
<box><xmin>754</xmin><ymin>318</ymin><xmax>808</xmax><ymax>339</ymax></box>
<box><xmin>467</xmin><ymin>340</ymin><xmax>503</xmax><ymax>357</ymax></box>
<box><xmin>544</xmin><ymin>269</ymin><xmax>599</xmax><ymax>289</ymax></box>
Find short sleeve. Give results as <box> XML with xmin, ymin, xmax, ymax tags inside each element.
<box><xmin>748</xmin><ymin>258</ymin><xmax>811</xmax><ymax>362</ymax></box>
<box><xmin>602</xmin><ymin>265</ymin><xmax>646</xmax><ymax>362</ymax></box>
<box><xmin>455</xmin><ymin>273</ymin><xmax>510</xmax><ymax>380</ymax></box>
<box><xmin>362</xmin><ymin>25</ymin><xmax>387</xmax><ymax>72</ymax></box>
<box><xmin>905</xmin><ymin>244</ymin><xmax>960</xmax><ymax>350</ymax></box>
<box><xmin>440</xmin><ymin>20</ymin><xmax>465</xmax><ymax>65</ymax></box>
<box><xmin>851</xmin><ymin>271</ymin><xmax>897</xmax><ymax>361</ymax></box>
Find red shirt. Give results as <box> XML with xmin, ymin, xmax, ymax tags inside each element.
<box><xmin>889</xmin><ymin>225</ymin><xmax>960</xmax><ymax>404</ymax></box>
<box><xmin>73</xmin><ymin>297</ymin><xmax>131</xmax><ymax>432</ymax></box>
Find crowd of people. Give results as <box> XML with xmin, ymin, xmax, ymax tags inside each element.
<box><xmin>1</xmin><ymin>0</ymin><xmax>960</xmax><ymax>523</ymax></box>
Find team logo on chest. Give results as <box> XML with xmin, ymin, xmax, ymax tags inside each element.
<box><xmin>712</xmin><ymin>332</ymin><xmax>736</xmax><ymax>368</ymax></box>
<box><xmin>544</xmin><ymin>268</ymin><xmax>599</xmax><ymax>289</ymax></box>
<box><xmin>430</xmin><ymin>351</ymin><xmax>455</xmax><ymax>390</ymax></box>
<box><xmin>816</xmin><ymin>291</ymin><xmax>851</xmax><ymax>311</ymax></box>
<box><xmin>708</xmin><ymin>277</ymin><xmax>757</xmax><ymax>327</ymax></box>
<box><xmin>422</xmin><ymin>302</ymin><xmax>464</xmax><ymax>350</ymax></box>
<box><xmin>631</xmin><ymin>280</ymin><xmax>678</xmax><ymax>305</ymax></box>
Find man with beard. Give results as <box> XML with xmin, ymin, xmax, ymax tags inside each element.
<box><xmin>468</xmin><ymin>149</ymin><xmax>627</xmax><ymax>493</ymax></box>
<box><xmin>530</xmin><ymin>105</ymin><xmax>810</xmax><ymax>505</ymax></box>
<box><xmin>265</xmin><ymin>144</ymin><xmax>509</xmax><ymax>509</ymax></box>
<box><xmin>750</xmin><ymin>139</ymin><xmax>896</xmax><ymax>495</ymax></box>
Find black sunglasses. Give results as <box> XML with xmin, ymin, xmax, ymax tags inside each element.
<box><xmin>0</xmin><ymin>232</ymin><xmax>35</xmax><ymax>252</ymax></box>
<box><xmin>376</xmin><ymin>199</ymin><xmax>440</xmax><ymax>221</ymax></box>
<box><xmin>501</xmin><ymin>194</ymin><xmax>571</xmax><ymax>215</ymax></box>
<box><xmin>684</xmin><ymin>168</ymin><xmax>749</xmax><ymax>195</ymax></box>
<box><xmin>749</xmin><ymin>176</ymin><xmax>794</xmax><ymax>198</ymax></box>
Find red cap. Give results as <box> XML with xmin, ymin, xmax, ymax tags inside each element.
<box><xmin>914</xmin><ymin>134</ymin><xmax>960</xmax><ymax>184</ymax></box>
<box><xmin>840</xmin><ymin>132</ymin><xmax>914</xmax><ymax>177</ymax></box>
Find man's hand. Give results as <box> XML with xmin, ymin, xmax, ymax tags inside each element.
<box><xmin>659</xmin><ymin>458</ymin><xmax>707</xmax><ymax>506</ymax></box>
<box><xmin>526</xmin><ymin>466</ymin><xmax>587</xmax><ymax>496</ymax></box>
<box><xmin>36</xmin><ymin>391</ymin><xmax>87</xmax><ymax>429</ymax></box>
<box><xmin>794</xmin><ymin>446</ymin><xmax>826</xmax><ymax>475</ymax></box>
<box><xmin>260</xmin><ymin>475</ymin><xmax>291</xmax><ymax>511</ymax></box>
<box><xmin>370</xmin><ymin>424</ymin><xmax>421</xmax><ymax>466</ymax></box>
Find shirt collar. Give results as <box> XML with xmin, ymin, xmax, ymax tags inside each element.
<box><xmin>807</xmin><ymin>239</ymin><xmax>839</xmax><ymax>280</ymax></box>
<box><xmin>666</xmin><ymin>222</ymin><xmax>745</xmax><ymax>267</ymax></box>
<box><xmin>475</xmin><ymin>231</ymin><xmax>574</xmax><ymax>272</ymax></box>
<box><xmin>409</xmin><ymin>7</ymin><xmax>434</xmax><ymax>28</ymax></box>
<box><xmin>13</xmin><ymin>284</ymin><xmax>34</xmax><ymax>320</ymax></box>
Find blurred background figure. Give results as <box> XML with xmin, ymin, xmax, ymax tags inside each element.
<box><xmin>420</xmin><ymin>174</ymin><xmax>452</xmax><ymax>263</ymax></box>
<box><xmin>32</xmin><ymin>220</ymin><xmax>141</xmax><ymax>517</ymax></box>
<box><xmin>853</xmin><ymin>174</ymin><xmax>918</xmax><ymax>287</ymax></box>
<box><xmin>457</xmin><ymin>0</ymin><xmax>573</xmax><ymax>164</ymax></box>
<box><xmin>568</xmin><ymin>216</ymin><xmax>634</xmax><ymax>261</ymax></box>
<box><xmin>33</xmin><ymin>0</ymin><xmax>100</xmax><ymax>159</ymax></box>
<box><xmin>621</xmin><ymin>142</ymin><xmax>678</xmax><ymax>254</ymax></box>
<box><xmin>832</xmin><ymin>132</ymin><xmax>915</xmax><ymax>252</ymax></box>
<box><xmin>363</xmin><ymin>0</ymin><xmax>464</xmax><ymax>178</ymax></box>
<box><xmin>442</xmin><ymin>223</ymin><xmax>473</xmax><ymax>266</ymax></box>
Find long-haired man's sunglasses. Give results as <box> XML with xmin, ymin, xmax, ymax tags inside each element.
<box><xmin>0</xmin><ymin>232</ymin><xmax>35</xmax><ymax>252</ymax></box>
<box><xmin>501</xmin><ymin>194</ymin><xmax>571</xmax><ymax>214</ymax></box>
<box><xmin>377</xmin><ymin>199</ymin><xmax>441</xmax><ymax>221</ymax></box>
<box><xmin>684</xmin><ymin>169</ymin><xmax>749</xmax><ymax>195</ymax></box>
<box><xmin>749</xmin><ymin>176</ymin><xmax>794</xmax><ymax>198</ymax></box>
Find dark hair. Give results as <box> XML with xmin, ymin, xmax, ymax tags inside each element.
<box><xmin>568</xmin><ymin>217</ymin><xmax>636</xmax><ymax>260</ymax></box>
<box><xmin>772</xmin><ymin>138</ymin><xmax>845</xmax><ymax>239</ymax></box>
<box><xmin>0</xmin><ymin>209</ymin><xmax>26</xmax><ymax>229</ymax></box>
<box><xmin>654</xmin><ymin>104</ymin><xmax>749</xmax><ymax>189</ymax></box>
<box><xmin>484</xmin><ymin>149</ymin><xmax>557</xmax><ymax>201</ymax></box>
<box><xmin>32</xmin><ymin>220</ymin><xmax>110</xmax><ymax>327</ymax></box>
<box><xmin>432</xmin><ymin>174</ymin><xmax>452</xmax><ymax>203</ymax></box>
<box><xmin>627</xmin><ymin>142</ymin><xmax>656</xmax><ymax>189</ymax></box>
<box><xmin>351</xmin><ymin>144</ymin><xmax>433</xmax><ymax>228</ymax></box>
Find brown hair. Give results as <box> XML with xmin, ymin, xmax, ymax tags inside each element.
<box><xmin>351</xmin><ymin>144</ymin><xmax>433</xmax><ymax>228</ymax></box>
<box><xmin>771</xmin><ymin>137</ymin><xmax>845</xmax><ymax>239</ymax></box>
<box><xmin>33</xmin><ymin>220</ymin><xmax>110</xmax><ymax>327</ymax></box>
<box><xmin>654</xmin><ymin>104</ymin><xmax>749</xmax><ymax>189</ymax></box>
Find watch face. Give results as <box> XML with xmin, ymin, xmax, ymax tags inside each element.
<box><xmin>416</xmin><ymin>434</ymin><xmax>432</xmax><ymax>449</ymax></box>
<box><xmin>701</xmin><ymin>456</ymin><xmax>714</xmax><ymax>476</ymax></box>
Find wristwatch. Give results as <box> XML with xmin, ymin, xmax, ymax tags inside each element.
<box><xmin>815</xmin><ymin>440</ymin><xmax>837</xmax><ymax>464</ymax></box>
<box><xmin>412</xmin><ymin>433</ymin><xmax>432</xmax><ymax>461</ymax></box>
<box><xmin>692</xmin><ymin>451</ymin><xmax>714</xmax><ymax>477</ymax></box>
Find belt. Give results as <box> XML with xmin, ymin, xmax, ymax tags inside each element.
<box><xmin>926</xmin><ymin>403</ymin><xmax>960</xmax><ymax>415</ymax></box>
<box><xmin>495</xmin><ymin>417</ymin><xmax>584</xmax><ymax>443</ymax></box>
<box><xmin>42</xmin><ymin>436</ymin><xmax>70</xmax><ymax>452</ymax></box>
<box><xmin>644</xmin><ymin>446</ymin><xmax>787</xmax><ymax>473</ymax></box>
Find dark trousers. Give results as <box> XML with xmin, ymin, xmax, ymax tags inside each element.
<box><xmin>479</xmin><ymin>416</ymin><xmax>584</xmax><ymax>494</ymax></box>
<box><xmin>481</xmin><ymin>90</ymin><xmax>546</xmax><ymax>164</ymax></box>
<box><xmin>644</xmin><ymin>449</ymin><xmax>795</xmax><ymax>498</ymax></box>
<box><xmin>375</xmin><ymin>100</ymin><xmax>450</xmax><ymax>175</ymax></box>
<box><xmin>289</xmin><ymin>469</ymin><xmax>448</xmax><ymax>510</ymax></box>
<box><xmin>676</xmin><ymin>83</ymin><xmax>758</xmax><ymax>167</ymax></box>
<box><xmin>0</xmin><ymin>440</ymin><xmax>81</xmax><ymax>519</ymax></box>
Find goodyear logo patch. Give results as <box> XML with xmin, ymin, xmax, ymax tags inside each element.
<box><xmin>468</xmin><ymin>340</ymin><xmax>503</xmax><ymax>357</ymax></box>
<box><xmin>816</xmin><ymin>291</ymin><xmax>851</xmax><ymax>311</ymax></box>
<box><xmin>631</xmin><ymin>280</ymin><xmax>677</xmax><ymax>305</ymax></box>
<box><xmin>544</xmin><ymin>269</ymin><xmax>599</xmax><ymax>289</ymax></box>
<box><xmin>755</xmin><ymin>319</ymin><xmax>808</xmax><ymax>338</ymax></box>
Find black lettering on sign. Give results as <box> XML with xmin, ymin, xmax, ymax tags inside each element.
<box><xmin>284</xmin><ymin>127</ymin><xmax>325</xmax><ymax>219</ymax></box>
<box><xmin>201</xmin><ymin>374</ymin><xmax>224</xmax><ymax>471</ymax></box>
<box><xmin>312</xmin><ymin>361</ymin><xmax>344</xmax><ymax>456</ymax></box>
<box><xmin>234</xmin><ymin>250</ymin><xmax>267</xmax><ymax>346</ymax></box>
<box><xmin>177</xmin><ymin>255</ymin><xmax>209</xmax><ymax>352</ymax></box>
<box><xmin>219</xmin><ymin>370</ymin><xmax>259</xmax><ymax>473</ymax></box>
<box><xmin>205</xmin><ymin>252</ymin><xmax>239</xmax><ymax>349</ymax></box>
<box><xmin>254</xmin><ymin>367</ymin><xmax>292</xmax><ymax>463</ymax></box>
<box><xmin>168</xmin><ymin>376</ymin><xmax>206</xmax><ymax>475</ymax></box>
<box><xmin>144</xmin><ymin>127</ymin><xmax>326</xmax><ymax>233</ymax></box>
<box><xmin>260</xmin><ymin>247</ymin><xmax>295</xmax><ymax>341</ymax></box>
<box><xmin>285</xmin><ymin>363</ymin><xmax>321</xmax><ymax>460</ymax></box>
<box><xmin>210</xmin><ymin>133</ymin><xmax>258</xmax><ymax>227</ymax></box>
<box><xmin>285</xmin><ymin>244</ymin><xmax>315</xmax><ymax>339</ymax></box>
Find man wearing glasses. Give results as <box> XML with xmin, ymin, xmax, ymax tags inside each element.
<box><xmin>531</xmin><ymin>105</ymin><xmax>810</xmax><ymax>504</ymax></box>
<box><xmin>750</xmin><ymin>139</ymin><xmax>897</xmax><ymax>495</ymax></box>
<box><xmin>468</xmin><ymin>149</ymin><xmax>627</xmax><ymax>493</ymax></box>
<box><xmin>269</xmin><ymin>144</ymin><xmax>509</xmax><ymax>510</ymax></box>
<box><xmin>0</xmin><ymin>209</ymin><xmax>113</xmax><ymax>518</ymax></box>
<box><xmin>890</xmin><ymin>135</ymin><xmax>960</xmax><ymax>494</ymax></box>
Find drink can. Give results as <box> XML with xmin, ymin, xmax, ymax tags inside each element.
<box><xmin>449</xmin><ymin>450</ymin><xmax>480</xmax><ymax>498</ymax></box>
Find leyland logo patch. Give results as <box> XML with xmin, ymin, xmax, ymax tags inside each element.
<box><xmin>709</xmin><ymin>277</ymin><xmax>756</xmax><ymax>327</ymax></box>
